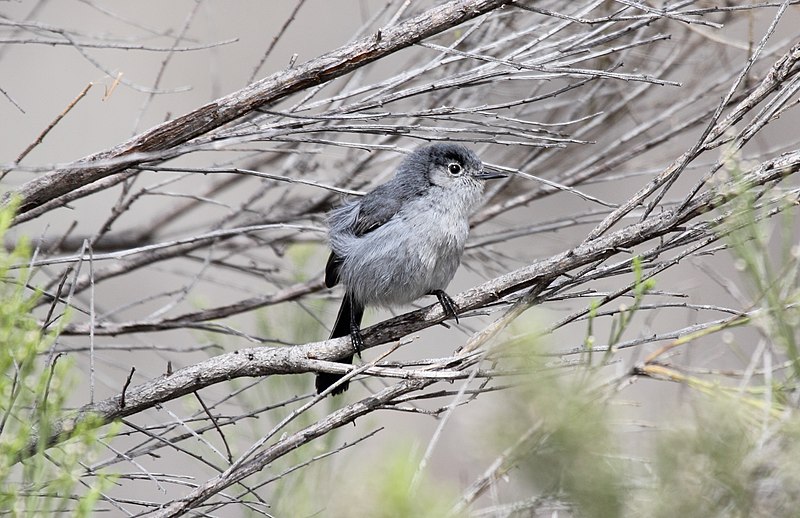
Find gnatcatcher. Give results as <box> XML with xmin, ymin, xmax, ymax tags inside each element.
<box><xmin>316</xmin><ymin>143</ymin><xmax>506</xmax><ymax>395</ymax></box>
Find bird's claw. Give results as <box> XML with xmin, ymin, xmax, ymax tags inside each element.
<box><xmin>350</xmin><ymin>325</ymin><xmax>364</xmax><ymax>359</ymax></box>
<box><xmin>430</xmin><ymin>290</ymin><xmax>459</xmax><ymax>324</ymax></box>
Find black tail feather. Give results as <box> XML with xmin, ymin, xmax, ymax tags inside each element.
<box><xmin>315</xmin><ymin>293</ymin><xmax>363</xmax><ymax>395</ymax></box>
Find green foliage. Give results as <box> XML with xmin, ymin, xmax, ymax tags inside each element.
<box><xmin>634</xmin><ymin>397</ymin><xmax>800</xmax><ymax>518</ymax></box>
<box><xmin>607</xmin><ymin>256</ymin><xmax>655</xmax><ymax>349</ymax></box>
<box><xmin>648</xmin><ymin>400</ymin><xmax>756</xmax><ymax>518</ymax></box>
<box><xmin>327</xmin><ymin>443</ymin><xmax>463</xmax><ymax>518</ymax></box>
<box><xmin>721</xmin><ymin>149</ymin><xmax>800</xmax><ymax>378</ymax></box>
<box><xmin>484</xmin><ymin>194</ymin><xmax>800</xmax><ymax>516</ymax></box>
<box><xmin>582</xmin><ymin>256</ymin><xmax>655</xmax><ymax>370</ymax></box>
<box><xmin>0</xmin><ymin>201</ymin><xmax>116</xmax><ymax>516</ymax></box>
<box><xmin>622</xmin><ymin>147</ymin><xmax>800</xmax><ymax>517</ymax></box>
<box><xmin>492</xmin><ymin>338</ymin><xmax>626</xmax><ymax>518</ymax></box>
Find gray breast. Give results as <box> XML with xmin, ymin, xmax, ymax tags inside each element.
<box><xmin>336</xmin><ymin>193</ymin><xmax>470</xmax><ymax>307</ymax></box>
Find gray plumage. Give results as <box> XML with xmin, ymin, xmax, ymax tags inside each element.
<box><xmin>317</xmin><ymin>143</ymin><xmax>504</xmax><ymax>395</ymax></box>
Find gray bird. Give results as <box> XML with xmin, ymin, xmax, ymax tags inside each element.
<box><xmin>316</xmin><ymin>143</ymin><xmax>505</xmax><ymax>395</ymax></box>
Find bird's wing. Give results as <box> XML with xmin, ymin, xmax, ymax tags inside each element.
<box><xmin>350</xmin><ymin>187</ymin><xmax>404</xmax><ymax>237</ymax></box>
<box><xmin>325</xmin><ymin>186</ymin><xmax>405</xmax><ymax>288</ymax></box>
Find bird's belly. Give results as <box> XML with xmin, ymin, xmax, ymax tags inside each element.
<box><xmin>339</xmin><ymin>212</ymin><xmax>468</xmax><ymax>307</ymax></box>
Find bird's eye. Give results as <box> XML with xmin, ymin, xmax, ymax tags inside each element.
<box><xmin>447</xmin><ymin>163</ymin><xmax>462</xmax><ymax>175</ymax></box>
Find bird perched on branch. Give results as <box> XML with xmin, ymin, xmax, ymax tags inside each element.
<box><xmin>316</xmin><ymin>143</ymin><xmax>506</xmax><ymax>395</ymax></box>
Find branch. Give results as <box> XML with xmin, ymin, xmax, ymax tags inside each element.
<box><xmin>1</xmin><ymin>0</ymin><xmax>516</xmax><ymax>220</ymax></box>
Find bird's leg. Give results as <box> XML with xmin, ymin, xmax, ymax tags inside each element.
<box><xmin>350</xmin><ymin>309</ymin><xmax>364</xmax><ymax>358</ymax></box>
<box><xmin>429</xmin><ymin>290</ymin><xmax>459</xmax><ymax>324</ymax></box>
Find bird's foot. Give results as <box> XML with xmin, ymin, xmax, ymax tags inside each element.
<box><xmin>429</xmin><ymin>290</ymin><xmax>459</xmax><ymax>324</ymax></box>
<box><xmin>350</xmin><ymin>324</ymin><xmax>364</xmax><ymax>359</ymax></box>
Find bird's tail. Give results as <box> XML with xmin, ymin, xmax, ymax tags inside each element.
<box><xmin>315</xmin><ymin>293</ymin><xmax>363</xmax><ymax>395</ymax></box>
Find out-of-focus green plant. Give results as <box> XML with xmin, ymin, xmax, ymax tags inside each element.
<box><xmin>489</xmin><ymin>330</ymin><xmax>626</xmax><ymax>518</ymax></box>
<box><xmin>0</xmin><ymin>200</ymin><xmax>116</xmax><ymax>516</ymax></box>
<box><xmin>480</xmin><ymin>179</ymin><xmax>800</xmax><ymax>516</ymax></box>
<box><xmin>627</xmin><ymin>146</ymin><xmax>800</xmax><ymax>517</ymax></box>
<box><xmin>629</xmin><ymin>395</ymin><xmax>800</xmax><ymax>518</ymax></box>
<box><xmin>720</xmin><ymin>148</ymin><xmax>800</xmax><ymax>379</ymax></box>
<box><xmin>608</xmin><ymin>256</ymin><xmax>655</xmax><ymax>349</ymax></box>
<box><xmin>583</xmin><ymin>255</ymin><xmax>656</xmax><ymax>367</ymax></box>
<box><xmin>326</xmin><ymin>442</ymin><xmax>463</xmax><ymax>518</ymax></box>
<box><xmin>647</xmin><ymin>400</ymin><xmax>758</xmax><ymax>518</ymax></box>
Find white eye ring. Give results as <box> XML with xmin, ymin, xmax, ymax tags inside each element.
<box><xmin>447</xmin><ymin>162</ymin><xmax>462</xmax><ymax>175</ymax></box>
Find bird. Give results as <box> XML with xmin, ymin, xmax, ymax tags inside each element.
<box><xmin>316</xmin><ymin>143</ymin><xmax>505</xmax><ymax>395</ymax></box>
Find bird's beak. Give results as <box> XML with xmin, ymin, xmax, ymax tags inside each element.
<box><xmin>473</xmin><ymin>170</ymin><xmax>508</xmax><ymax>180</ymax></box>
